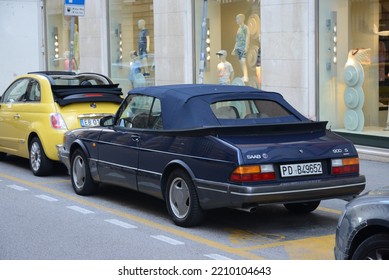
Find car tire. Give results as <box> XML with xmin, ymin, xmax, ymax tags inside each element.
<box><xmin>351</xmin><ymin>233</ymin><xmax>389</xmax><ymax>260</ymax></box>
<box><xmin>283</xmin><ymin>201</ymin><xmax>320</xmax><ymax>213</ymax></box>
<box><xmin>165</xmin><ymin>169</ymin><xmax>205</xmax><ymax>227</ymax></box>
<box><xmin>70</xmin><ymin>149</ymin><xmax>97</xmax><ymax>195</ymax></box>
<box><xmin>29</xmin><ymin>137</ymin><xmax>53</xmax><ymax>176</ymax></box>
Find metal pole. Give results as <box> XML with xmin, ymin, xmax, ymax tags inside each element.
<box><xmin>198</xmin><ymin>0</ymin><xmax>208</xmax><ymax>84</ymax></box>
<box><xmin>69</xmin><ymin>16</ymin><xmax>75</xmax><ymax>72</ymax></box>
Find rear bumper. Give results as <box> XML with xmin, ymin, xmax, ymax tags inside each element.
<box><xmin>195</xmin><ymin>175</ymin><xmax>366</xmax><ymax>210</ymax></box>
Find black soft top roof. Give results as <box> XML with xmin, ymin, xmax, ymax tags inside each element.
<box><xmin>52</xmin><ymin>84</ymin><xmax>123</xmax><ymax>106</ymax></box>
<box><xmin>29</xmin><ymin>71</ymin><xmax>123</xmax><ymax>106</ymax></box>
<box><xmin>128</xmin><ymin>84</ymin><xmax>309</xmax><ymax>129</ymax></box>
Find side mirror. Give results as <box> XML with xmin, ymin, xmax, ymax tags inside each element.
<box><xmin>100</xmin><ymin>115</ymin><xmax>115</xmax><ymax>127</ymax></box>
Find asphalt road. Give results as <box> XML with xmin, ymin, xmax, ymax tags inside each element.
<box><xmin>0</xmin><ymin>156</ymin><xmax>388</xmax><ymax>260</ymax></box>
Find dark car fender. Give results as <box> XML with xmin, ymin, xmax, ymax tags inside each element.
<box><xmin>336</xmin><ymin>196</ymin><xmax>389</xmax><ymax>259</ymax></box>
<box><xmin>69</xmin><ymin>138</ymin><xmax>90</xmax><ymax>158</ymax></box>
<box><xmin>346</xmin><ymin>218</ymin><xmax>389</xmax><ymax>258</ymax></box>
<box><xmin>160</xmin><ymin>159</ymin><xmax>197</xmax><ymax>200</ymax></box>
<box><xmin>69</xmin><ymin>138</ymin><xmax>100</xmax><ymax>182</ymax></box>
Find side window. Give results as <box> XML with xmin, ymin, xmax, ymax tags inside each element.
<box><xmin>117</xmin><ymin>95</ymin><xmax>162</xmax><ymax>129</ymax></box>
<box><xmin>2</xmin><ymin>79</ymin><xmax>30</xmax><ymax>103</ymax></box>
<box><xmin>26</xmin><ymin>80</ymin><xmax>41</xmax><ymax>102</ymax></box>
<box><xmin>150</xmin><ymin>98</ymin><xmax>162</xmax><ymax>129</ymax></box>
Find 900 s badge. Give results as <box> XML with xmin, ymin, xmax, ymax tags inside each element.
<box><xmin>332</xmin><ymin>148</ymin><xmax>350</xmax><ymax>155</ymax></box>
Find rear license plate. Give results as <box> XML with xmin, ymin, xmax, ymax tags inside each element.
<box><xmin>280</xmin><ymin>162</ymin><xmax>323</xmax><ymax>177</ymax></box>
<box><xmin>80</xmin><ymin>118</ymin><xmax>100</xmax><ymax>127</ymax></box>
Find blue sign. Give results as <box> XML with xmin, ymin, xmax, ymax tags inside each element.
<box><xmin>65</xmin><ymin>0</ymin><xmax>85</xmax><ymax>5</ymax></box>
<box><xmin>64</xmin><ymin>0</ymin><xmax>85</xmax><ymax>16</ymax></box>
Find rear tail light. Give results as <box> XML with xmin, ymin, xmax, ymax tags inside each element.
<box><xmin>331</xmin><ymin>157</ymin><xmax>359</xmax><ymax>175</ymax></box>
<box><xmin>50</xmin><ymin>113</ymin><xmax>67</xmax><ymax>129</ymax></box>
<box><xmin>230</xmin><ymin>164</ymin><xmax>276</xmax><ymax>183</ymax></box>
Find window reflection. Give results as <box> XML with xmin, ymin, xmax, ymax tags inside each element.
<box><xmin>319</xmin><ymin>0</ymin><xmax>389</xmax><ymax>137</ymax></box>
<box><xmin>45</xmin><ymin>1</ymin><xmax>80</xmax><ymax>72</ymax></box>
<box><xmin>195</xmin><ymin>0</ymin><xmax>261</xmax><ymax>88</ymax></box>
<box><xmin>118</xmin><ymin>95</ymin><xmax>162</xmax><ymax>129</ymax></box>
<box><xmin>109</xmin><ymin>0</ymin><xmax>155</xmax><ymax>95</ymax></box>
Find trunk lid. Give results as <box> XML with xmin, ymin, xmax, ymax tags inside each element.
<box><xmin>51</xmin><ymin>84</ymin><xmax>122</xmax><ymax>129</ymax></box>
<box><xmin>215</xmin><ymin>121</ymin><xmax>357</xmax><ymax>165</ymax></box>
<box><xmin>54</xmin><ymin>102</ymin><xmax>120</xmax><ymax>129</ymax></box>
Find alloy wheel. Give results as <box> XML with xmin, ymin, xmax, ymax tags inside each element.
<box><xmin>169</xmin><ymin>177</ymin><xmax>190</xmax><ymax>219</ymax></box>
<box><xmin>72</xmin><ymin>154</ymin><xmax>86</xmax><ymax>190</ymax></box>
<box><xmin>30</xmin><ymin>142</ymin><xmax>41</xmax><ymax>172</ymax></box>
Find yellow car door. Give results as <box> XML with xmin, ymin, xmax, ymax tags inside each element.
<box><xmin>0</xmin><ymin>78</ymin><xmax>30</xmax><ymax>153</ymax></box>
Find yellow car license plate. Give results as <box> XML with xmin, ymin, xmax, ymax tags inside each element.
<box><xmin>80</xmin><ymin>118</ymin><xmax>100</xmax><ymax>127</ymax></box>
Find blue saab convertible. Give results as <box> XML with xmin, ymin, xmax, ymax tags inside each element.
<box><xmin>58</xmin><ymin>84</ymin><xmax>366</xmax><ymax>227</ymax></box>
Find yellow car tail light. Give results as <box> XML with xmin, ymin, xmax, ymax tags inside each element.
<box><xmin>230</xmin><ymin>164</ymin><xmax>276</xmax><ymax>183</ymax></box>
<box><xmin>331</xmin><ymin>157</ymin><xmax>359</xmax><ymax>175</ymax></box>
<box><xmin>50</xmin><ymin>113</ymin><xmax>68</xmax><ymax>129</ymax></box>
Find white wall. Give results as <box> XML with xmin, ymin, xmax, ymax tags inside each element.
<box><xmin>261</xmin><ymin>0</ymin><xmax>316</xmax><ymax>119</ymax></box>
<box><xmin>154</xmin><ymin>0</ymin><xmax>194</xmax><ymax>85</ymax></box>
<box><xmin>318</xmin><ymin>0</ymin><xmax>349</xmax><ymax>128</ymax></box>
<box><xmin>78</xmin><ymin>0</ymin><xmax>109</xmax><ymax>75</ymax></box>
<box><xmin>0</xmin><ymin>0</ymin><xmax>43</xmax><ymax>93</ymax></box>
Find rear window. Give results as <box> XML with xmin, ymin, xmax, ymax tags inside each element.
<box><xmin>50</xmin><ymin>75</ymin><xmax>110</xmax><ymax>86</ymax></box>
<box><xmin>211</xmin><ymin>99</ymin><xmax>293</xmax><ymax>120</ymax></box>
<box><xmin>52</xmin><ymin>84</ymin><xmax>123</xmax><ymax>106</ymax></box>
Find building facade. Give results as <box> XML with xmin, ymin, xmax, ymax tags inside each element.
<box><xmin>1</xmin><ymin>0</ymin><xmax>388</xmax><ymax>157</ymax></box>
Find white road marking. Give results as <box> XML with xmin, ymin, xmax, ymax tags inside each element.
<box><xmin>66</xmin><ymin>205</ymin><xmax>94</xmax><ymax>214</ymax></box>
<box><xmin>151</xmin><ymin>235</ymin><xmax>184</xmax><ymax>245</ymax></box>
<box><xmin>105</xmin><ymin>219</ymin><xmax>137</xmax><ymax>229</ymax></box>
<box><xmin>35</xmin><ymin>194</ymin><xmax>59</xmax><ymax>202</ymax></box>
<box><xmin>7</xmin><ymin>184</ymin><xmax>29</xmax><ymax>191</ymax></box>
<box><xmin>204</xmin><ymin>254</ymin><xmax>232</xmax><ymax>260</ymax></box>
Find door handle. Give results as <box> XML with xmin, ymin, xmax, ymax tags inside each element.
<box><xmin>131</xmin><ymin>135</ymin><xmax>140</xmax><ymax>142</ymax></box>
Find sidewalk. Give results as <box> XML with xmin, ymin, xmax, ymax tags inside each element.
<box><xmin>356</xmin><ymin>145</ymin><xmax>389</xmax><ymax>163</ymax></box>
<box><xmin>358</xmin><ymin>151</ymin><xmax>389</xmax><ymax>191</ymax></box>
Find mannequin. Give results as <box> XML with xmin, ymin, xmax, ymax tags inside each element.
<box><xmin>138</xmin><ymin>19</ymin><xmax>150</xmax><ymax>76</ymax></box>
<box><xmin>216</xmin><ymin>50</ymin><xmax>234</xmax><ymax>85</ymax></box>
<box><xmin>231</xmin><ymin>14</ymin><xmax>249</xmax><ymax>83</ymax></box>
<box><xmin>343</xmin><ymin>48</ymin><xmax>371</xmax><ymax>131</ymax></box>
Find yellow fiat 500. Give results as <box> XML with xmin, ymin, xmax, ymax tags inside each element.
<box><xmin>0</xmin><ymin>71</ymin><xmax>122</xmax><ymax>176</ymax></box>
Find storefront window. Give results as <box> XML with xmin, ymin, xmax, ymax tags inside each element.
<box><xmin>45</xmin><ymin>1</ymin><xmax>80</xmax><ymax>72</ymax></box>
<box><xmin>194</xmin><ymin>0</ymin><xmax>261</xmax><ymax>88</ymax></box>
<box><xmin>319</xmin><ymin>0</ymin><xmax>389</xmax><ymax>148</ymax></box>
<box><xmin>108</xmin><ymin>0</ymin><xmax>155</xmax><ymax>95</ymax></box>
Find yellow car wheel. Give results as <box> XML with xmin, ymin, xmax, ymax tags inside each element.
<box><xmin>29</xmin><ymin>137</ymin><xmax>53</xmax><ymax>176</ymax></box>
